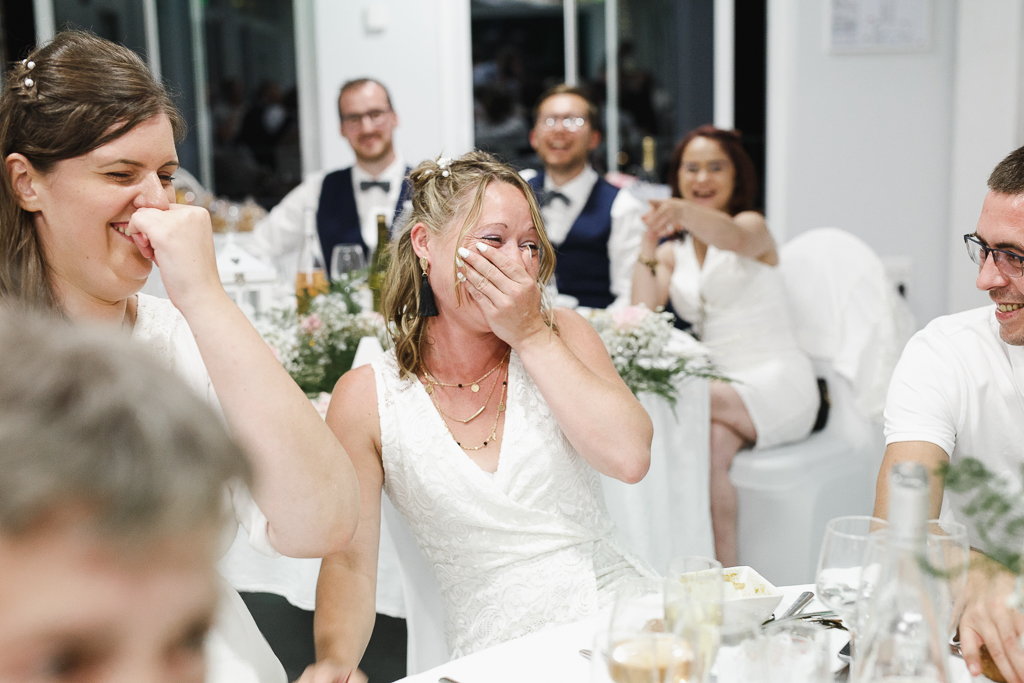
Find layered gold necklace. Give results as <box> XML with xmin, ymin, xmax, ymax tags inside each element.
<box><xmin>421</xmin><ymin>349</ymin><xmax>510</xmax><ymax>451</ymax></box>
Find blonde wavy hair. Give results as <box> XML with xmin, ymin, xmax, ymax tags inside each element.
<box><xmin>383</xmin><ymin>150</ymin><xmax>556</xmax><ymax>378</ymax></box>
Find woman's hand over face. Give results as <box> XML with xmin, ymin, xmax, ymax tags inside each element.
<box><xmin>127</xmin><ymin>204</ymin><xmax>223</xmax><ymax>311</ymax></box>
<box><xmin>459</xmin><ymin>243</ymin><xmax>546</xmax><ymax>348</ymax></box>
<box><xmin>642</xmin><ymin>198</ymin><xmax>689</xmax><ymax>243</ymax></box>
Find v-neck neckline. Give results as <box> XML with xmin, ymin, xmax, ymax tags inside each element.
<box><xmin>413</xmin><ymin>351</ymin><xmax>517</xmax><ymax>482</ymax></box>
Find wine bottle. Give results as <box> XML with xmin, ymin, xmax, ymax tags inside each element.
<box><xmin>639</xmin><ymin>136</ymin><xmax>659</xmax><ymax>184</ymax></box>
<box><xmin>367</xmin><ymin>214</ymin><xmax>390</xmax><ymax>313</ymax></box>
<box><xmin>295</xmin><ymin>207</ymin><xmax>328</xmax><ymax>314</ymax></box>
<box><xmin>852</xmin><ymin>462</ymin><xmax>950</xmax><ymax>683</ymax></box>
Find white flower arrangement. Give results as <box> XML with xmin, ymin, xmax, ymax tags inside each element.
<box><xmin>584</xmin><ymin>305</ymin><xmax>725</xmax><ymax>405</ymax></box>
<box><xmin>255</xmin><ymin>286</ymin><xmax>387</xmax><ymax>396</ymax></box>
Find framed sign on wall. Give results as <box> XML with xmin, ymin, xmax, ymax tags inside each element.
<box><xmin>826</xmin><ymin>0</ymin><xmax>931</xmax><ymax>54</ymax></box>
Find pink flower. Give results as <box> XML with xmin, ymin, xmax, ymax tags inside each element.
<box><xmin>300</xmin><ymin>313</ymin><xmax>323</xmax><ymax>334</ymax></box>
<box><xmin>612</xmin><ymin>305</ymin><xmax>649</xmax><ymax>330</ymax></box>
<box><xmin>266</xmin><ymin>342</ymin><xmax>281</xmax><ymax>362</ymax></box>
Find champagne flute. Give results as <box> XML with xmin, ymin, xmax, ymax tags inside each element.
<box><xmin>815</xmin><ymin>516</ymin><xmax>888</xmax><ymax>632</ymax></box>
<box><xmin>664</xmin><ymin>557</ymin><xmax>723</xmax><ymax>682</ymax></box>
<box><xmin>330</xmin><ymin>243</ymin><xmax>367</xmax><ymax>281</ymax></box>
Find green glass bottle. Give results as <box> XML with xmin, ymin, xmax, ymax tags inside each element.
<box><xmin>367</xmin><ymin>214</ymin><xmax>390</xmax><ymax>313</ymax></box>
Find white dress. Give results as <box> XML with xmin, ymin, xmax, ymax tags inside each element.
<box><xmin>372</xmin><ymin>349</ymin><xmax>654</xmax><ymax>658</ymax></box>
<box><xmin>668</xmin><ymin>238</ymin><xmax>818</xmax><ymax>449</ymax></box>
<box><xmin>133</xmin><ymin>293</ymin><xmax>287</xmax><ymax>683</ymax></box>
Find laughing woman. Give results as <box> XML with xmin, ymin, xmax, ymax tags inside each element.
<box><xmin>631</xmin><ymin>126</ymin><xmax>818</xmax><ymax>567</ymax></box>
<box><xmin>0</xmin><ymin>31</ymin><xmax>360</xmax><ymax>683</ymax></box>
<box><xmin>311</xmin><ymin>151</ymin><xmax>655</xmax><ymax>681</ymax></box>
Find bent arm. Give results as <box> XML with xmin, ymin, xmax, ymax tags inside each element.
<box><xmin>631</xmin><ymin>238</ymin><xmax>674</xmax><ymax>310</ymax></box>
<box><xmin>645</xmin><ymin>199</ymin><xmax>776</xmax><ymax>264</ymax></box>
<box><xmin>516</xmin><ymin>308</ymin><xmax>653</xmax><ymax>483</ymax></box>
<box><xmin>872</xmin><ymin>440</ymin><xmax>949</xmax><ymax>520</ymax></box>
<box><xmin>315</xmin><ymin>367</ymin><xmax>384</xmax><ymax>667</ymax></box>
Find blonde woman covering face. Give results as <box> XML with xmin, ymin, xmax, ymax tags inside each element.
<box><xmin>311</xmin><ymin>152</ymin><xmax>656</xmax><ymax>681</ymax></box>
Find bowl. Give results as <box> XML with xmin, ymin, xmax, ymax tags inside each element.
<box><xmin>720</xmin><ymin>566</ymin><xmax>783</xmax><ymax>627</ymax></box>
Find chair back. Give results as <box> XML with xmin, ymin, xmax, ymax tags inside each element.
<box><xmin>778</xmin><ymin>227</ymin><xmax>915</xmax><ymax>421</ymax></box>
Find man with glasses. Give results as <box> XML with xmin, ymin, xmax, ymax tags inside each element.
<box><xmin>252</xmin><ymin>78</ymin><xmax>411</xmax><ymax>283</ymax></box>
<box><xmin>523</xmin><ymin>85</ymin><xmax>645</xmax><ymax>308</ymax></box>
<box><xmin>874</xmin><ymin>146</ymin><xmax>1024</xmax><ymax>683</ymax></box>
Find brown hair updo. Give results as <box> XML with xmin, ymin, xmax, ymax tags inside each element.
<box><xmin>0</xmin><ymin>30</ymin><xmax>186</xmax><ymax>311</ymax></box>
<box><xmin>383</xmin><ymin>150</ymin><xmax>556</xmax><ymax>378</ymax></box>
<box><xmin>668</xmin><ymin>125</ymin><xmax>758</xmax><ymax>217</ymax></box>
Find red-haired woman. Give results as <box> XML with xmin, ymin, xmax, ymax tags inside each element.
<box><xmin>631</xmin><ymin>125</ymin><xmax>818</xmax><ymax>566</ymax></box>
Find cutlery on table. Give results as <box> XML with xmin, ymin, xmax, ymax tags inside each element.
<box><xmin>763</xmin><ymin>590</ymin><xmax>814</xmax><ymax>626</ymax></box>
<box><xmin>579</xmin><ymin>648</ymin><xmax>592</xmax><ymax>660</ymax></box>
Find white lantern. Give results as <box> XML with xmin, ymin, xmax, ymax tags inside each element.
<box><xmin>215</xmin><ymin>234</ymin><xmax>279</xmax><ymax>319</ymax></box>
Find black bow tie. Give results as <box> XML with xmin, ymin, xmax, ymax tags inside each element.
<box><xmin>540</xmin><ymin>190</ymin><xmax>570</xmax><ymax>208</ymax></box>
<box><xmin>360</xmin><ymin>180</ymin><xmax>391</xmax><ymax>192</ymax></box>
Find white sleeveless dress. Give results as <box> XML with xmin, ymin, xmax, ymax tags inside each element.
<box><xmin>133</xmin><ymin>294</ymin><xmax>287</xmax><ymax>683</ymax></box>
<box><xmin>372</xmin><ymin>349</ymin><xmax>655</xmax><ymax>658</ymax></box>
<box><xmin>668</xmin><ymin>238</ymin><xmax>818</xmax><ymax>449</ymax></box>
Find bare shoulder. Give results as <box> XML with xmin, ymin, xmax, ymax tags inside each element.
<box><xmin>735</xmin><ymin>211</ymin><xmax>777</xmax><ymax>265</ymax></box>
<box><xmin>552</xmin><ymin>308</ymin><xmax>611</xmax><ymax>359</ymax></box>
<box><xmin>326</xmin><ymin>365</ymin><xmax>381</xmax><ymax>468</ymax></box>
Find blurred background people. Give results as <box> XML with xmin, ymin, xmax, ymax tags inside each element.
<box><xmin>0</xmin><ymin>309</ymin><xmax>251</xmax><ymax>683</ymax></box>
<box><xmin>251</xmin><ymin>78</ymin><xmax>411</xmax><ymax>284</ymax></box>
<box><xmin>630</xmin><ymin>126</ymin><xmax>818</xmax><ymax>566</ymax></box>
<box><xmin>523</xmin><ymin>85</ymin><xmax>645</xmax><ymax>308</ymax></box>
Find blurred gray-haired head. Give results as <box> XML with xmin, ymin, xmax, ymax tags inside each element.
<box><xmin>0</xmin><ymin>307</ymin><xmax>251</xmax><ymax>539</ymax></box>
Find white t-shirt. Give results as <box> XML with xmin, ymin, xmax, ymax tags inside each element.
<box><xmin>884</xmin><ymin>305</ymin><xmax>1024</xmax><ymax>551</ymax></box>
<box><xmin>248</xmin><ymin>156</ymin><xmax>408</xmax><ymax>284</ymax></box>
<box><xmin>521</xmin><ymin>166</ymin><xmax>645</xmax><ymax>308</ymax></box>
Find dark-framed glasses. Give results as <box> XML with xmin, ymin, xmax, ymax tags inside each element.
<box><xmin>542</xmin><ymin>116</ymin><xmax>587</xmax><ymax>131</ymax></box>
<box><xmin>341</xmin><ymin>108</ymin><xmax>392</xmax><ymax>127</ymax></box>
<box><xmin>964</xmin><ymin>234</ymin><xmax>1024</xmax><ymax>278</ymax></box>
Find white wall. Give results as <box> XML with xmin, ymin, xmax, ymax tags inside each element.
<box><xmin>298</xmin><ymin>0</ymin><xmax>474</xmax><ymax>177</ymax></box>
<box><xmin>767</xmin><ymin>0</ymin><xmax>958</xmax><ymax>324</ymax></box>
<box><xmin>945</xmin><ymin>0</ymin><xmax>1024</xmax><ymax>313</ymax></box>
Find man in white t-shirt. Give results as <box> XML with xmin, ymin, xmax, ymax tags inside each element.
<box><xmin>250</xmin><ymin>78</ymin><xmax>410</xmax><ymax>284</ymax></box>
<box><xmin>522</xmin><ymin>85</ymin><xmax>645</xmax><ymax>308</ymax></box>
<box><xmin>876</xmin><ymin>145</ymin><xmax>1024</xmax><ymax>682</ymax></box>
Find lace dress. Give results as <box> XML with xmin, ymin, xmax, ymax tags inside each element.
<box><xmin>668</xmin><ymin>237</ymin><xmax>818</xmax><ymax>449</ymax></box>
<box><xmin>372</xmin><ymin>349</ymin><xmax>655</xmax><ymax>658</ymax></box>
<box><xmin>133</xmin><ymin>293</ymin><xmax>287</xmax><ymax>683</ymax></box>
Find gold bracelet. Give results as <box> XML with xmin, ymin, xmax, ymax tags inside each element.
<box><xmin>638</xmin><ymin>255</ymin><xmax>658</xmax><ymax>276</ymax></box>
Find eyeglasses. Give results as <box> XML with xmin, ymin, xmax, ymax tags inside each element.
<box><xmin>541</xmin><ymin>116</ymin><xmax>587</xmax><ymax>131</ymax></box>
<box><xmin>964</xmin><ymin>234</ymin><xmax>1024</xmax><ymax>278</ymax></box>
<box><xmin>340</xmin><ymin>108</ymin><xmax>392</xmax><ymax>127</ymax></box>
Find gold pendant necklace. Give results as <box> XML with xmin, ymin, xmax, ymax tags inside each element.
<box><xmin>423</xmin><ymin>348</ymin><xmax>510</xmax><ymax>393</ymax></box>
<box><xmin>426</xmin><ymin>365</ymin><xmax>502</xmax><ymax>423</ymax></box>
<box><xmin>431</xmin><ymin>360</ymin><xmax>508</xmax><ymax>451</ymax></box>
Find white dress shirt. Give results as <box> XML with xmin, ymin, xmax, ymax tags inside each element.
<box><xmin>884</xmin><ymin>306</ymin><xmax>1024</xmax><ymax>553</ymax></box>
<box><xmin>523</xmin><ymin>165</ymin><xmax>645</xmax><ymax>308</ymax></box>
<box><xmin>249</xmin><ymin>156</ymin><xmax>407</xmax><ymax>284</ymax></box>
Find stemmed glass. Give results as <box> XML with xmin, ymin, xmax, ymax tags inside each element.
<box><xmin>330</xmin><ymin>244</ymin><xmax>367</xmax><ymax>281</ymax></box>
<box><xmin>815</xmin><ymin>516</ymin><xmax>888</xmax><ymax>636</ymax></box>
<box><xmin>593</xmin><ymin>578</ymin><xmax>695</xmax><ymax>683</ymax></box>
<box><xmin>664</xmin><ymin>556</ymin><xmax>723</xmax><ymax>682</ymax></box>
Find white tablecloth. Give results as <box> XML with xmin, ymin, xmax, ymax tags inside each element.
<box><xmin>396</xmin><ymin>584</ymin><xmax>989</xmax><ymax>683</ymax></box>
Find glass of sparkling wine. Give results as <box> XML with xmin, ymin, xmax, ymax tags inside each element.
<box><xmin>815</xmin><ymin>516</ymin><xmax>888</xmax><ymax>638</ymax></box>
<box><xmin>595</xmin><ymin>579</ymin><xmax>698</xmax><ymax>683</ymax></box>
<box><xmin>663</xmin><ymin>557</ymin><xmax>723</xmax><ymax>682</ymax></box>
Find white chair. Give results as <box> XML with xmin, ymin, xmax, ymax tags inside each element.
<box><xmin>730</xmin><ymin>228</ymin><xmax>914</xmax><ymax>585</ymax></box>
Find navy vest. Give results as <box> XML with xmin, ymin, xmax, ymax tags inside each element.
<box><xmin>316</xmin><ymin>166</ymin><xmax>412</xmax><ymax>269</ymax></box>
<box><xmin>528</xmin><ymin>171</ymin><xmax>618</xmax><ymax>308</ymax></box>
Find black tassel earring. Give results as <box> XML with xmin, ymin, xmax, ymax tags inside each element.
<box><xmin>418</xmin><ymin>256</ymin><xmax>439</xmax><ymax>317</ymax></box>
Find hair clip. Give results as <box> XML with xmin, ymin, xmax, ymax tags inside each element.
<box><xmin>24</xmin><ymin>78</ymin><xmax>34</xmax><ymax>88</ymax></box>
<box><xmin>25</xmin><ymin>61</ymin><xmax>34</xmax><ymax>70</ymax></box>
<box><xmin>436</xmin><ymin>156</ymin><xmax>453</xmax><ymax>178</ymax></box>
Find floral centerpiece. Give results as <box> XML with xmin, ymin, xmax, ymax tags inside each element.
<box><xmin>255</xmin><ymin>273</ymin><xmax>387</xmax><ymax>400</ymax></box>
<box><xmin>583</xmin><ymin>305</ymin><xmax>726</xmax><ymax>406</ymax></box>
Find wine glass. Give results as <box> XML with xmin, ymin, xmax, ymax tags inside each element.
<box><xmin>331</xmin><ymin>244</ymin><xmax>367</xmax><ymax>281</ymax></box>
<box><xmin>927</xmin><ymin>519</ymin><xmax>969</xmax><ymax>639</ymax></box>
<box><xmin>596</xmin><ymin>578</ymin><xmax>696</xmax><ymax>683</ymax></box>
<box><xmin>815</xmin><ymin>516</ymin><xmax>888</xmax><ymax>633</ymax></box>
<box><xmin>664</xmin><ymin>556</ymin><xmax>723</xmax><ymax>682</ymax></box>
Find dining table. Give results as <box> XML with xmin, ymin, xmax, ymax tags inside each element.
<box><xmin>394</xmin><ymin>584</ymin><xmax>993</xmax><ymax>683</ymax></box>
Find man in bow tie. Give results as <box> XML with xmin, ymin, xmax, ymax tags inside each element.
<box><xmin>251</xmin><ymin>78</ymin><xmax>411</xmax><ymax>283</ymax></box>
<box><xmin>522</xmin><ymin>85</ymin><xmax>645</xmax><ymax>308</ymax></box>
